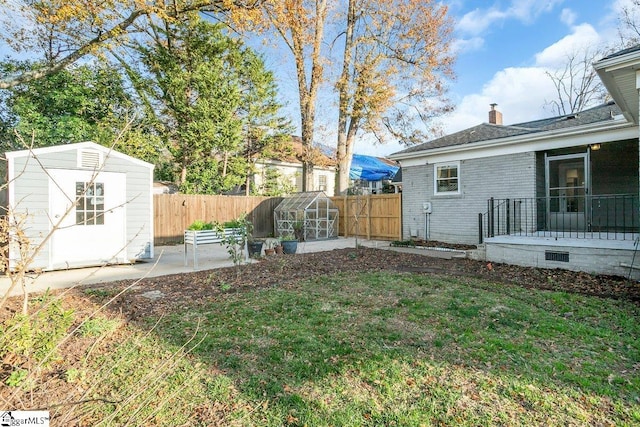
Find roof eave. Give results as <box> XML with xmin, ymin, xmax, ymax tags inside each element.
<box><xmin>594</xmin><ymin>51</ymin><xmax>640</xmax><ymax>124</ymax></box>
<box><xmin>388</xmin><ymin>117</ymin><xmax>631</xmax><ymax>161</ymax></box>
<box><xmin>594</xmin><ymin>49</ymin><xmax>640</xmax><ymax>72</ymax></box>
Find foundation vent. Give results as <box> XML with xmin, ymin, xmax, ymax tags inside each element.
<box><xmin>545</xmin><ymin>251</ymin><xmax>569</xmax><ymax>262</ymax></box>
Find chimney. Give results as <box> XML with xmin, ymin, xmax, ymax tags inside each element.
<box><xmin>489</xmin><ymin>103</ymin><xmax>502</xmax><ymax>125</ymax></box>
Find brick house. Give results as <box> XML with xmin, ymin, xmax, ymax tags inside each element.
<box><xmin>389</xmin><ymin>46</ymin><xmax>640</xmax><ymax>279</ymax></box>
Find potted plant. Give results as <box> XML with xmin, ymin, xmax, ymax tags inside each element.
<box><xmin>263</xmin><ymin>237</ymin><xmax>280</xmax><ymax>256</ymax></box>
<box><xmin>280</xmin><ymin>233</ymin><xmax>298</xmax><ymax>254</ymax></box>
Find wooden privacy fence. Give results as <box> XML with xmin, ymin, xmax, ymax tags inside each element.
<box><xmin>154</xmin><ymin>194</ymin><xmax>283</xmax><ymax>245</ymax></box>
<box><xmin>331</xmin><ymin>193</ymin><xmax>402</xmax><ymax>241</ymax></box>
<box><xmin>154</xmin><ymin>193</ymin><xmax>402</xmax><ymax>245</ymax></box>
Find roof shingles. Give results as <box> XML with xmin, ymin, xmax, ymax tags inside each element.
<box><xmin>393</xmin><ymin>101</ymin><xmax>621</xmax><ymax>156</ymax></box>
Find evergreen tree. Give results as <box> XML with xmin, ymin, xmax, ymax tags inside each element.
<box><xmin>136</xmin><ymin>15</ymin><xmax>289</xmax><ymax>194</ymax></box>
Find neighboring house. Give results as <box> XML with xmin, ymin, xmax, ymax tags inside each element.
<box><xmin>390</xmin><ymin>167</ymin><xmax>402</xmax><ymax>193</ymax></box>
<box><xmin>389</xmin><ymin>46</ymin><xmax>640</xmax><ymax>279</ymax></box>
<box><xmin>2</xmin><ymin>141</ymin><xmax>154</xmax><ymax>271</ymax></box>
<box><xmin>253</xmin><ymin>136</ymin><xmax>337</xmax><ymax>196</ymax></box>
<box><xmin>350</xmin><ymin>154</ymin><xmax>399</xmax><ymax>194</ymax></box>
<box><xmin>253</xmin><ymin>138</ymin><xmax>401</xmax><ymax>196</ymax></box>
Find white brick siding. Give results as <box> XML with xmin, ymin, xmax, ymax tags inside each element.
<box><xmin>401</xmin><ymin>152</ymin><xmax>537</xmax><ymax>244</ymax></box>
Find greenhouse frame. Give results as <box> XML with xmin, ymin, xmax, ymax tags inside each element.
<box><xmin>274</xmin><ymin>191</ymin><xmax>339</xmax><ymax>241</ymax></box>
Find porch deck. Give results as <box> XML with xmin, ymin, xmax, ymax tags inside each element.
<box><xmin>479</xmin><ymin>194</ymin><xmax>639</xmax><ymax>244</ymax></box>
<box><xmin>485</xmin><ymin>232</ymin><xmax>639</xmax><ymax>250</ymax></box>
<box><xmin>484</xmin><ymin>232</ymin><xmax>640</xmax><ymax>279</ymax></box>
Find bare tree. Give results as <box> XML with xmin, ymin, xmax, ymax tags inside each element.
<box><xmin>257</xmin><ymin>0</ymin><xmax>328</xmax><ymax>191</ymax></box>
<box><xmin>334</xmin><ymin>0</ymin><xmax>455</xmax><ymax>194</ymax></box>
<box><xmin>544</xmin><ymin>46</ymin><xmax>610</xmax><ymax>116</ymax></box>
<box><xmin>619</xmin><ymin>0</ymin><xmax>640</xmax><ymax>46</ymax></box>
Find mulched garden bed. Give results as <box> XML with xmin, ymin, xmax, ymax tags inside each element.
<box><xmin>72</xmin><ymin>247</ymin><xmax>640</xmax><ymax>321</ymax></box>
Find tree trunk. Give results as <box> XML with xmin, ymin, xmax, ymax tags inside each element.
<box><xmin>336</xmin><ymin>0</ymin><xmax>357</xmax><ymax>195</ymax></box>
<box><xmin>301</xmin><ymin>116</ymin><xmax>315</xmax><ymax>191</ymax></box>
<box><xmin>289</xmin><ymin>0</ymin><xmax>327</xmax><ymax>192</ymax></box>
<box><xmin>180</xmin><ymin>165</ymin><xmax>187</xmax><ymax>186</ymax></box>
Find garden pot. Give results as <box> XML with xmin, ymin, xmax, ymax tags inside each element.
<box><xmin>274</xmin><ymin>245</ymin><xmax>284</xmax><ymax>255</ymax></box>
<box><xmin>265</xmin><ymin>248</ymin><xmax>276</xmax><ymax>255</ymax></box>
<box><xmin>281</xmin><ymin>240</ymin><xmax>298</xmax><ymax>254</ymax></box>
<box><xmin>247</xmin><ymin>241</ymin><xmax>263</xmax><ymax>258</ymax></box>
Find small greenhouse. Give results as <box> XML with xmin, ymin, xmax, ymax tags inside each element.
<box><xmin>274</xmin><ymin>191</ymin><xmax>339</xmax><ymax>241</ymax></box>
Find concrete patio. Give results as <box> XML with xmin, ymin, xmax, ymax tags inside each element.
<box><xmin>0</xmin><ymin>237</ymin><xmax>469</xmax><ymax>298</ymax></box>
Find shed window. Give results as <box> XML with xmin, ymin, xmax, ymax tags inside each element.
<box><xmin>434</xmin><ymin>162</ymin><xmax>460</xmax><ymax>194</ymax></box>
<box><xmin>76</xmin><ymin>182</ymin><xmax>105</xmax><ymax>225</ymax></box>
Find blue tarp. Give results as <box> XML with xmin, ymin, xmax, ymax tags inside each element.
<box><xmin>349</xmin><ymin>154</ymin><xmax>399</xmax><ymax>182</ymax></box>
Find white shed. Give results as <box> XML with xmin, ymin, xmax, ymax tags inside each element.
<box><xmin>3</xmin><ymin>142</ymin><xmax>154</xmax><ymax>271</ymax></box>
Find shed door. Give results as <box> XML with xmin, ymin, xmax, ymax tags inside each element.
<box><xmin>49</xmin><ymin>169</ymin><xmax>126</xmax><ymax>269</ymax></box>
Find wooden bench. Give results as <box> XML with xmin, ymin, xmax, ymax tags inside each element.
<box><xmin>184</xmin><ymin>228</ymin><xmax>244</xmax><ymax>268</ymax></box>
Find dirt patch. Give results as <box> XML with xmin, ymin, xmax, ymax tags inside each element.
<box><xmin>393</xmin><ymin>239</ymin><xmax>477</xmax><ymax>251</ymax></box>
<box><xmin>2</xmin><ymin>247</ymin><xmax>639</xmax><ymax>321</ymax></box>
<box><xmin>65</xmin><ymin>247</ymin><xmax>640</xmax><ymax>321</ymax></box>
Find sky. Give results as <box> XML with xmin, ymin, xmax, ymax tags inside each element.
<box><xmin>0</xmin><ymin>1</ymin><xmax>633</xmax><ymax>160</ymax></box>
<box><xmin>342</xmin><ymin>0</ymin><xmax>634</xmax><ymax>157</ymax></box>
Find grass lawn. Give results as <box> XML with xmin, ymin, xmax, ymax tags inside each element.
<box><xmin>5</xmin><ymin>271</ymin><xmax>639</xmax><ymax>425</ymax></box>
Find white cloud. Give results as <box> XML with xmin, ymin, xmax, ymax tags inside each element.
<box><xmin>450</xmin><ymin>36</ymin><xmax>485</xmax><ymax>55</ymax></box>
<box><xmin>560</xmin><ymin>8</ymin><xmax>577</xmax><ymax>26</ymax></box>
<box><xmin>609</xmin><ymin>0</ymin><xmax>640</xmax><ymax>41</ymax></box>
<box><xmin>443</xmin><ymin>67</ymin><xmax>558</xmax><ymax>133</ymax></box>
<box><xmin>456</xmin><ymin>7</ymin><xmax>507</xmax><ymax>36</ymax></box>
<box><xmin>440</xmin><ymin>17</ymin><xmax>617</xmax><ymax>138</ymax></box>
<box><xmin>365</xmin><ymin>2</ymin><xmax>625</xmax><ymax>157</ymax></box>
<box><xmin>453</xmin><ymin>0</ymin><xmax>567</xmax><ymax>57</ymax></box>
<box><xmin>456</xmin><ymin>0</ymin><xmax>564</xmax><ymax>36</ymax></box>
<box><xmin>507</xmin><ymin>0</ymin><xmax>564</xmax><ymax>23</ymax></box>
<box><xmin>610</xmin><ymin>0</ymin><xmax>638</xmax><ymax>17</ymax></box>
<box><xmin>534</xmin><ymin>23</ymin><xmax>602</xmax><ymax>68</ymax></box>
<box><xmin>367</xmin><ymin>63</ymin><xmax>559</xmax><ymax>156</ymax></box>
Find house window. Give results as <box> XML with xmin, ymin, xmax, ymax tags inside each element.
<box><xmin>76</xmin><ymin>182</ymin><xmax>105</xmax><ymax>225</ymax></box>
<box><xmin>318</xmin><ymin>174</ymin><xmax>327</xmax><ymax>191</ymax></box>
<box><xmin>434</xmin><ymin>162</ymin><xmax>460</xmax><ymax>194</ymax></box>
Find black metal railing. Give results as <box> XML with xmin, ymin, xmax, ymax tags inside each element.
<box><xmin>478</xmin><ymin>194</ymin><xmax>639</xmax><ymax>243</ymax></box>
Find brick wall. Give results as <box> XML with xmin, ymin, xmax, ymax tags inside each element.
<box><xmin>401</xmin><ymin>151</ymin><xmax>537</xmax><ymax>245</ymax></box>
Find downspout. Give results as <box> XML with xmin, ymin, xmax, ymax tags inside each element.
<box><xmin>631</xmin><ymin>70</ymin><xmax>640</xmax><ymax>278</ymax></box>
<box><xmin>637</xmin><ymin>70</ymin><xmax>640</xmax><ymax>237</ymax></box>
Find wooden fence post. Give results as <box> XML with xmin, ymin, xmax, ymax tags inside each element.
<box><xmin>367</xmin><ymin>194</ymin><xmax>371</xmax><ymax>240</ymax></box>
<box><xmin>398</xmin><ymin>193</ymin><xmax>403</xmax><ymax>241</ymax></box>
<box><xmin>344</xmin><ymin>195</ymin><xmax>349</xmax><ymax>238</ymax></box>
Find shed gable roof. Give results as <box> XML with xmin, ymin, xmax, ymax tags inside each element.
<box><xmin>5</xmin><ymin>141</ymin><xmax>154</xmax><ymax>170</ymax></box>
